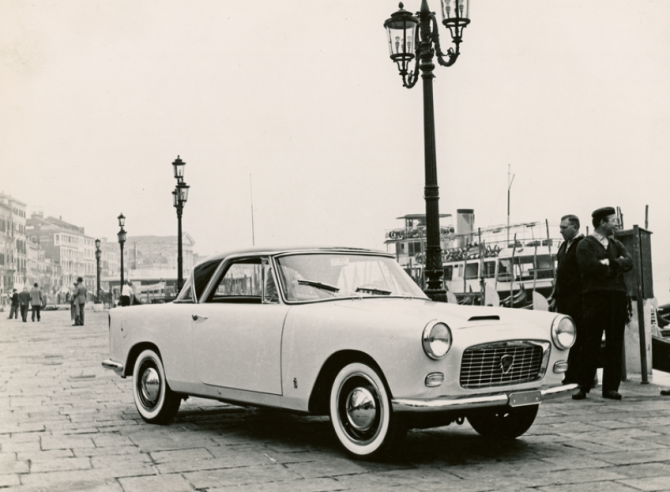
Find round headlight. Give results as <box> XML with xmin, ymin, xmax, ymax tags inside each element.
<box><xmin>552</xmin><ymin>316</ymin><xmax>576</xmax><ymax>350</ymax></box>
<box><xmin>422</xmin><ymin>321</ymin><xmax>452</xmax><ymax>360</ymax></box>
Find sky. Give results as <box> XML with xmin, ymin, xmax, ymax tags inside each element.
<box><xmin>2</xmin><ymin>0</ymin><xmax>669</xmax><ymax>302</ymax></box>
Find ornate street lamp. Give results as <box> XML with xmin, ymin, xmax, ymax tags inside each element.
<box><xmin>95</xmin><ymin>238</ymin><xmax>101</xmax><ymax>302</ymax></box>
<box><xmin>172</xmin><ymin>157</ymin><xmax>190</xmax><ymax>292</ymax></box>
<box><xmin>117</xmin><ymin>214</ymin><xmax>127</xmax><ymax>301</ymax></box>
<box><xmin>384</xmin><ymin>0</ymin><xmax>470</xmax><ymax>301</ymax></box>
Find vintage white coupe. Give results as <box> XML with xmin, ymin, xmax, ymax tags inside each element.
<box><xmin>103</xmin><ymin>247</ymin><xmax>577</xmax><ymax>458</ymax></box>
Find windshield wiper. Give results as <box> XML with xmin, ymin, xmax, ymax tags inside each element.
<box><xmin>355</xmin><ymin>286</ymin><xmax>392</xmax><ymax>296</ymax></box>
<box><xmin>297</xmin><ymin>279</ymin><xmax>339</xmax><ymax>293</ymax></box>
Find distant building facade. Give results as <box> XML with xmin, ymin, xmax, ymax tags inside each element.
<box><xmin>0</xmin><ymin>194</ymin><xmax>28</xmax><ymax>302</ymax></box>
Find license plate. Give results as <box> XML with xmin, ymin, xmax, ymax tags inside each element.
<box><xmin>509</xmin><ymin>390</ymin><xmax>541</xmax><ymax>407</ymax></box>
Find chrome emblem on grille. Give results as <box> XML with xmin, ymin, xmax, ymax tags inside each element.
<box><xmin>500</xmin><ymin>355</ymin><xmax>514</xmax><ymax>374</ymax></box>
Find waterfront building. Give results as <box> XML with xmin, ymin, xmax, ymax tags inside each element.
<box><xmin>26</xmin><ymin>212</ymin><xmax>96</xmax><ymax>292</ymax></box>
<box><xmin>0</xmin><ymin>194</ymin><xmax>27</xmax><ymax>300</ymax></box>
<box><xmin>124</xmin><ymin>234</ymin><xmax>195</xmax><ymax>281</ymax></box>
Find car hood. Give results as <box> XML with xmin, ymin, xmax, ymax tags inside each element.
<box><xmin>302</xmin><ymin>297</ymin><xmax>559</xmax><ymax>330</ymax></box>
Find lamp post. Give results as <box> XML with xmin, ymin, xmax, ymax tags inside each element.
<box><xmin>117</xmin><ymin>214</ymin><xmax>126</xmax><ymax>301</ymax></box>
<box><xmin>171</xmin><ymin>156</ymin><xmax>190</xmax><ymax>292</ymax></box>
<box><xmin>384</xmin><ymin>0</ymin><xmax>470</xmax><ymax>302</ymax></box>
<box><xmin>95</xmin><ymin>238</ymin><xmax>101</xmax><ymax>302</ymax></box>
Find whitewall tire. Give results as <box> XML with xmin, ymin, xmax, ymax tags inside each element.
<box><xmin>329</xmin><ymin>362</ymin><xmax>405</xmax><ymax>459</ymax></box>
<box><xmin>132</xmin><ymin>349</ymin><xmax>181</xmax><ymax>425</ymax></box>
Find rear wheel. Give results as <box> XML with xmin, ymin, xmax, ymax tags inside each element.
<box><xmin>329</xmin><ymin>362</ymin><xmax>406</xmax><ymax>459</ymax></box>
<box><xmin>467</xmin><ymin>404</ymin><xmax>539</xmax><ymax>439</ymax></box>
<box><xmin>132</xmin><ymin>349</ymin><xmax>181</xmax><ymax>424</ymax></box>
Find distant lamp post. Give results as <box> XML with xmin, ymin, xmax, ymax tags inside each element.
<box><xmin>117</xmin><ymin>214</ymin><xmax>127</xmax><ymax>299</ymax></box>
<box><xmin>171</xmin><ymin>156</ymin><xmax>190</xmax><ymax>292</ymax></box>
<box><xmin>95</xmin><ymin>238</ymin><xmax>102</xmax><ymax>302</ymax></box>
<box><xmin>384</xmin><ymin>0</ymin><xmax>470</xmax><ymax>301</ymax></box>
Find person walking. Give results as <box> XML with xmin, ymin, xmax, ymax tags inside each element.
<box><xmin>30</xmin><ymin>283</ymin><xmax>43</xmax><ymax>322</ymax></box>
<box><xmin>548</xmin><ymin>215</ymin><xmax>584</xmax><ymax>385</ymax></box>
<box><xmin>73</xmin><ymin>277</ymin><xmax>87</xmax><ymax>326</ymax></box>
<box><xmin>120</xmin><ymin>281</ymin><xmax>133</xmax><ymax>307</ymax></box>
<box><xmin>7</xmin><ymin>289</ymin><xmax>19</xmax><ymax>319</ymax></box>
<box><xmin>70</xmin><ymin>282</ymin><xmax>79</xmax><ymax>325</ymax></box>
<box><xmin>573</xmin><ymin>207</ymin><xmax>633</xmax><ymax>401</ymax></box>
<box><xmin>18</xmin><ymin>287</ymin><xmax>30</xmax><ymax>322</ymax></box>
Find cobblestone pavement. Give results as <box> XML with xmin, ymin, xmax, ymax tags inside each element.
<box><xmin>2</xmin><ymin>310</ymin><xmax>670</xmax><ymax>492</ymax></box>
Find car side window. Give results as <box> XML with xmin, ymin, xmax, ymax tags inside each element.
<box><xmin>208</xmin><ymin>258</ymin><xmax>280</xmax><ymax>304</ymax></box>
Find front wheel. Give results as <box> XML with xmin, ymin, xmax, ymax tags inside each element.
<box><xmin>329</xmin><ymin>362</ymin><xmax>406</xmax><ymax>459</ymax></box>
<box><xmin>467</xmin><ymin>404</ymin><xmax>539</xmax><ymax>439</ymax></box>
<box><xmin>132</xmin><ymin>349</ymin><xmax>181</xmax><ymax>424</ymax></box>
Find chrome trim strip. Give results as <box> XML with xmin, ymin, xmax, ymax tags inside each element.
<box><xmin>540</xmin><ymin>383</ymin><xmax>578</xmax><ymax>398</ymax></box>
<box><xmin>392</xmin><ymin>383</ymin><xmax>578</xmax><ymax>413</ymax></box>
<box><xmin>102</xmin><ymin>359</ymin><xmax>125</xmax><ymax>377</ymax></box>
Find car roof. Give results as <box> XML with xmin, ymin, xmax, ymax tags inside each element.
<box><xmin>197</xmin><ymin>246</ymin><xmax>392</xmax><ymax>267</ymax></box>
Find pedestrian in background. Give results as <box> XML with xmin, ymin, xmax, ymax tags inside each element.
<box><xmin>573</xmin><ymin>207</ymin><xmax>633</xmax><ymax>401</ymax></box>
<box><xmin>7</xmin><ymin>289</ymin><xmax>19</xmax><ymax>320</ymax></box>
<box><xmin>30</xmin><ymin>283</ymin><xmax>43</xmax><ymax>322</ymax></box>
<box><xmin>548</xmin><ymin>214</ymin><xmax>584</xmax><ymax>385</ymax></box>
<box><xmin>73</xmin><ymin>277</ymin><xmax>87</xmax><ymax>326</ymax></box>
<box><xmin>120</xmin><ymin>281</ymin><xmax>133</xmax><ymax>307</ymax></box>
<box><xmin>70</xmin><ymin>282</ymin><xmax>79</xmax><ymax>325</ymax></box>
<box><xmin>18</xmin><ymin>287</ymin><xmax>30</xmax><ymax>322</ymax></box>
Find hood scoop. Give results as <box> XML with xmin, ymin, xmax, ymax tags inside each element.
<box><xmin>468</xmin><ymin>315</ymin><xmax>500</xmax><ymax>322</ymax></box>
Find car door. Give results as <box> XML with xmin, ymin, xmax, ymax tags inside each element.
<box><xmin>191</xmin><ymin>257</ymin><xmax>289</xmax><ymax>395</ymax></box>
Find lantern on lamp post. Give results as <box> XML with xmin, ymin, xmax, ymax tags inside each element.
<box><xmin>383</xmin><ymin>0</ymin><xmax>470</xmax><ymax>301</ymax></box>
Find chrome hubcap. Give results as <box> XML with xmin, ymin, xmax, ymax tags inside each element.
<box><xmin>346</xmin><ymin>387</ymin><xmax>377</xmax><ymax>432</ymax></box>
<box><xmin>141</xmin><ymin>367</ymin><xmax>160</xmax><ymax>404</ymax></box>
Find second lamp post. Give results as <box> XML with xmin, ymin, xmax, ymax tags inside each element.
<box><xmin>384</xmin><ymin>0</ymin><xmax>470</xmax><ymax>302</ymax></box>
<box><xmin>172</xmin><ymin>156</ymin><xmax>190</xmax><ymax>292</ymax></box>
<box><xmin>117</xmin><ymin>214</ymin><xmax>126</xmax><ymax>296</ymax></box>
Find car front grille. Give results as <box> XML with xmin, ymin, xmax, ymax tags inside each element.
<box><xmin>460</xmin><ymin>341</ymin><xmax>548</xmax><ymax>389</ymax></box>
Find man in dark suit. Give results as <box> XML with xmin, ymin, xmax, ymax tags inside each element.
<box><xmin>573</xmin><ymin>207</ymin><xmax>633</xmax><ymax>401</ymax></box>
<box><xmin>73</xmin><ymin>277</ymin><xmax>88</xmax><ymax>326</ymax></box>
<box><xmin>548</xmin><ymin>214</ymin><xmax>584</xmax><ymax>385</ymax></box>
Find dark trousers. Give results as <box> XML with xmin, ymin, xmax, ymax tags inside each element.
<box><xmin>31</xmin><ymin>305</ymin><xmax>41</xmax><ymax>321</ymax></box>
<box><xmin>579</xmin><ymin>291</ymin><xmax>628</xmax><ymax>393</ymax></box>
<box><xmin>8</xmin><ymin>305</ymin><xmax>19</xmax><ymax>319</ymax></box>
<box><xmin>20</xmin><ymin>305</ymin><xmax>29</xmax><ymax>322</ymax></box>
<box><xmin>556</xmin><ymin>294</ymin><xmax>583</xmax><ymax>384</ymax></box>
<box><xmin>77</xmin><ymin>303</ymin><xmax>85</xmax><ymax>325</ymax></box>
<box><xmin>120</xmin><ymin>296</ymin><xmax>130</xmax><ymax>307</ymax></box>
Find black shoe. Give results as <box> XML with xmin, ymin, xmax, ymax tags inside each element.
<box><xmin>572</xmin><ymin>389</ymin><xmax>587</xmax><ymax>400</ymax></box>
<box><xmin>603</xmin><ymin>390</ymin><xmax>622</xmax><ymax>400</ymax></box>
<box><xmin>661</xmin><ymin>389</ymin><xmax>670</xmax><ymax>396</ymax></box>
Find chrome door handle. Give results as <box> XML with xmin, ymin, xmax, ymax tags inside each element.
<box><xmin>192</xmin><ymin>314</ymin><xmax>208</xmax><ymax>321</ymax></box>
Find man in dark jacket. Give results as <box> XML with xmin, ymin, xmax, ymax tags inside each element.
<box><xmin>573</xmin><ymin>207</ymin><xmax>633</xmax><ymax>401</ymax></box>
<box><xmin>18</xmin><ymin>287</ymin><xmax>31</xmax><ymax>322</ymax></box>
<box><xmin>7</xmin><ymin>289</ymin><xmax>19</xmax><ymax>319</ymax></box>
<box><xmin>548</xmin><ymin>215</ymin><xmax>584</xmax><ymax>384</ymax></box>
<box><xmin>73</xmin><ymin>277</ymin><xmax>87</xmax><ymax>326</ymax></box>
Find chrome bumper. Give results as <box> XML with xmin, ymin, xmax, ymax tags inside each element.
<box><xmin>101</xmin><ymin>359</ymin><xmax>125</xmax><ymax>377</ymax></box>
<box><xmin>392</xmin><ymin>383</ymin><xmax>578</xmax><ymax>413</ymax></box>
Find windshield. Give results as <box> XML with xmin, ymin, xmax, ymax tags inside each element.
<box><xmin>275</xmin><ymin>253</ymin><xmax>427</xmax><ymax>303</ymax></box>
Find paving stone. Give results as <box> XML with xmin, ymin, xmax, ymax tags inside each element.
<box><xmin>118</xmin><ymin>474</ymin><xmax>195</xmax><ymax>492</ymax></box>
<box><xmin>150</xmin><ymin>446</ymin><xmax>213</xmax><ymax>463</ymax></box>
<box><xmin>0</xmin><ymin>474</ymin><xmax>21</xmax><ymax>487</ymax></box>
<box><xmin>537</xmin><ymin>482</ymin><xmax>639</xmax><ymax>492</ymax></box>
<box><xmin>41</xmin><ymin>436</ymin><xmax>96</xmax><ymax>450</ymax></box>
<box><xmin>613</xmin><ymin>463</ymin><xmax>670</xmax><ymax>479</ymax></box>
<box><xmin>618</xmin><ymin>475</ymin><xmax>670</xmax><ymax>491</ymax></box>
<box><xmin>29</xmin><ymin>456</ymin><xmax>92</xmax><ymax>473</ymax></box>
<box><xmin>207</xmin><ymin>477</ymin><xmax>345</xmax><ymax>492</ymax></box>
<box><xmin>184</xmin><ymin>464</ymin><xmax>302</xmax><ymax>488</ymax></box>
